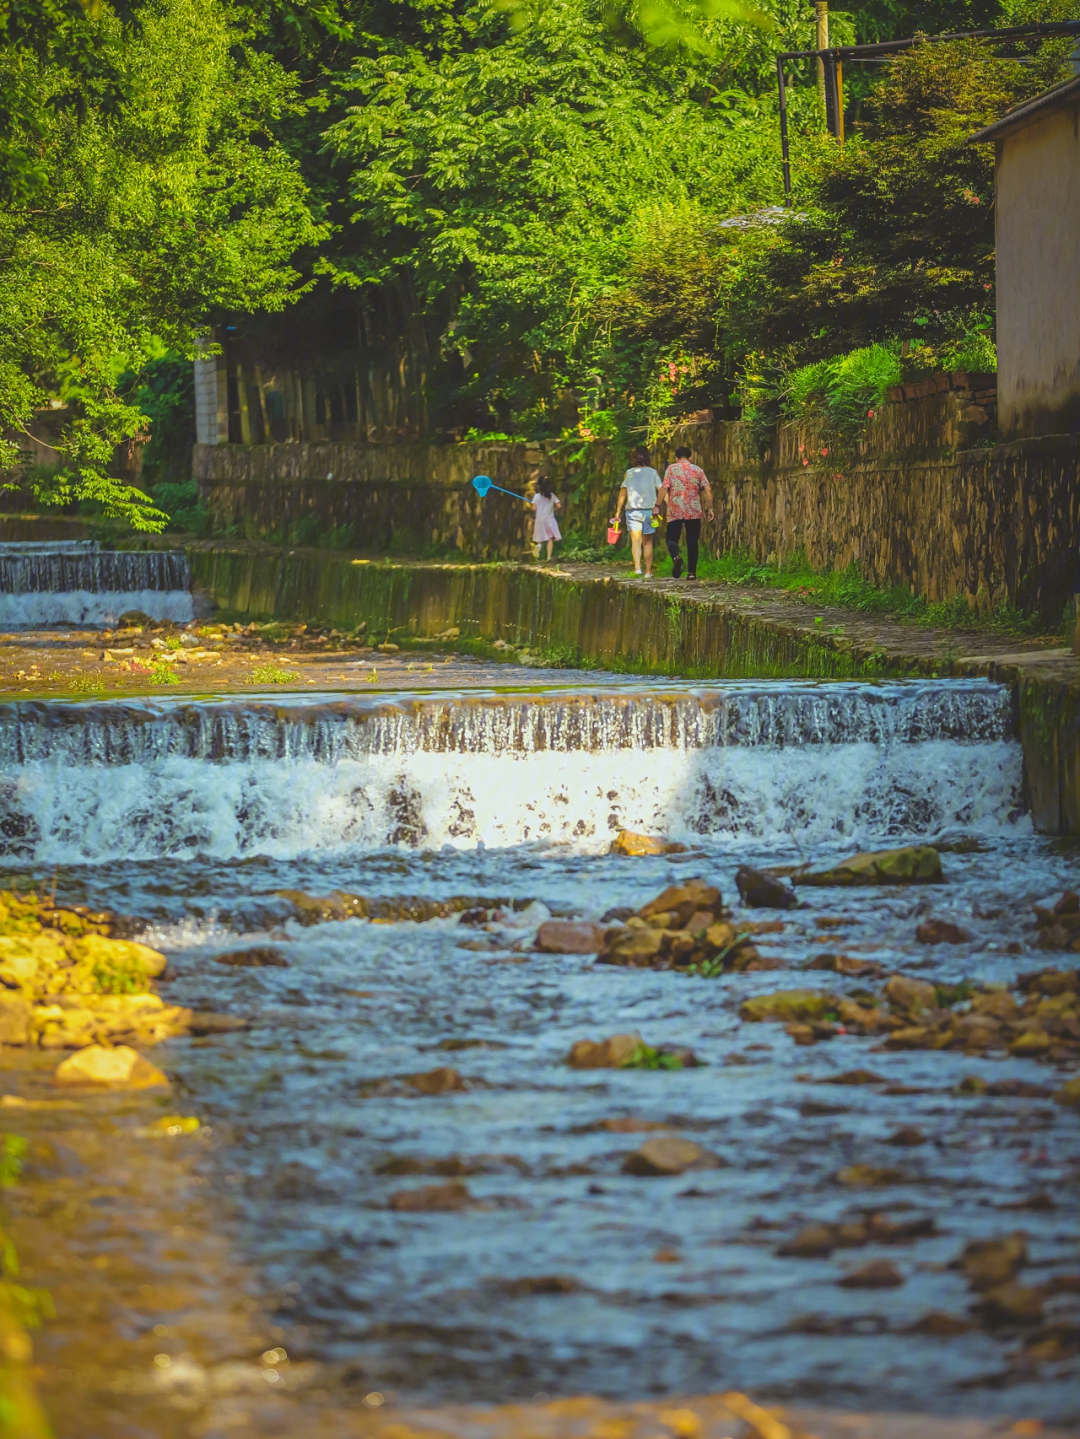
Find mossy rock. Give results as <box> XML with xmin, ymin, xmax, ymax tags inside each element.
<box><xmin>740</xmin><ymin>989</ymin><xmax>838</xmax><ymax>1023</ymax></box>
<box><xmin>798</xmin><ymin>846</ymin><xmax>944</xmax><ymax>887</ymax></box>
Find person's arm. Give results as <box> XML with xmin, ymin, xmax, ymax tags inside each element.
<box><xmin>554</xmin><ymin>496</ymin><xmax>562</xmax><ymax>510</ymax></box>
<box><xmin>700</xmin><ymin>476</ymin><xmax>715</xmax><ymax>522</ymax></box>
<box><xmin>615</xmin><ymin>484</ymin><xmax>628</xmax><ymax>519</ymax></box>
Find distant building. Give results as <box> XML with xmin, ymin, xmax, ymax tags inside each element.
<box><xmin>971</xmin><ymin>72</ymin><xmax>1080</xmax><ymax>440</ymax></box>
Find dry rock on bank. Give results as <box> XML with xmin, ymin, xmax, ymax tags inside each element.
<box><xmin>0</xmin><ymin>891</ymin><xmax>193</xmax><ymax>1049</ymax></box>
<box><xmin>53</xmin><ymin>1044</ymin><xmax>169</xmax><ymax>1089</ymax></box>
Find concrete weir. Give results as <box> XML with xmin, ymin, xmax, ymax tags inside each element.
<box><xmin>189</xmin><ymin>546</ymin><xmax>1080</xmax><ymax>836</ymax></box>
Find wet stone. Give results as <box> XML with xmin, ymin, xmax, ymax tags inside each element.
<box><xmin>213</xmin><ymin>946</ymin><xmax>289</xmax><ymax>968</ymax></box>
<box><xmin>837</xmin><ymin>1260</ymin><xmax>905</xmax><ymax>1288</ymax></box>
<box><xmin>797</xmin><ymin>845</ymin><xmax>944</xmax><ymax>887</ymax></box>
<box><xmin>534</xmin><ymin>920</ymin><xmax>606</xmax><ymax>954</ymax></box>
<box><xmin>567</xmin><ymin>1034</ymin><xmax>639</xmax><ymax>1069</ymax></box>
<box><xmin>734</xmin><ymin>865</ymin><xmax>798</xmax><ymax>910</ymax></box>
<box><xmin>916</xmin><ymin>919</ymin><xmax>970</xmax><ymax>944</ymax></box>
<box><xmin>953</xmin><ymin>1232</ymin><xmax>1028</xmax><ymax>1291</ymax></box>
<box><xmin>622</xmin><ymin>1137</ymin><xmax>720</xmax><ymax>1176</ymax></box>
<box><xmin>609</xmin><ymin>830</ymin><xmax>687</xmax><ymax>857</ymax></box>
<box><xmin>405</xmin><ymin>1066</ymin><xmax>467</xmax><ymax>1094</ymax></box>
<box><xmin>388</xmin><ymin>1181</ymin><xmax>474</xmax><ymax>1212</ymax></box>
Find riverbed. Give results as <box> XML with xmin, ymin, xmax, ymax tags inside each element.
<box><xmin>0</xmin><ymin>674</ymin><xmax>1077</xmax><ymax>1436</ymax></box>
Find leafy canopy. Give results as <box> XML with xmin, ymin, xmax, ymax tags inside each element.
<box><xmin>0</xmin><ymin>0</ymin><xmax>321</xmax><ymax>528</ymax></box>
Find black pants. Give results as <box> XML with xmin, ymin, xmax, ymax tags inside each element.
<box><xmin>665</xmin><ymin>518</ymin><xmax>701</xmax><ymax>576</ymax></box>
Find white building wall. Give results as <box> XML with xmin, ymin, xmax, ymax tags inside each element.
<box><xmin>996</xmin><ymin>101</ymin><xmax>1080</xmax><ymax>439</ymax></box>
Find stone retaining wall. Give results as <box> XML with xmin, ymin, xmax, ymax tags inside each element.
<box><xmin>194</xmin><ymin>387</ymin><xmax>1080</xmax><ymax>624</ymax></box>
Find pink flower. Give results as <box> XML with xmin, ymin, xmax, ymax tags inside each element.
<box><xmin>867</xmin><ymin>409</ymin><xmax>874</xmax><ymax>418</ymax></box>
<box><xmin>820</xmin><ymin>447</ymin><xmax>828</xmax><ymax>456</ymax></box>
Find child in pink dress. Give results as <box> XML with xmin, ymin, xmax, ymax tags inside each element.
<box><xmin>529</xmin><ymin>476</ymin><xmax>562</xmax><ymax>560</ymax></box>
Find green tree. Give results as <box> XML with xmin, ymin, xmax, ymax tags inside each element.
<box><xmin>0</xmin><ymin>0</ymin><xmax>322</xmax><ymax>528</ymax></box>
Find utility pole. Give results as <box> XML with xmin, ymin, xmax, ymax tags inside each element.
<box><xmin>815</xmin><ymin>1</ymin><xmax>829</xmax><ymax>115</ymax></box>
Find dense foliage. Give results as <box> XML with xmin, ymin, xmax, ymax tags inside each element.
<box><xmin>0</xmin><ymin>0</ymin><xmax>321</xmax><ymax>527</ymax></box>
<box><xmin>3</xmin><ymin>0</ymin><xmax>1078</xmax><ymax>525</ymax></box>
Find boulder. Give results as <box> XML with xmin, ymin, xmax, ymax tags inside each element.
<box><xmin>567</xmin><ymin>1034</ymin><xmax>640</xmax><ymax>1069</ymax></box>
<box><xmin>735</xmin><ymin>866</ymin><xmax>798</xmax><ymax>910</ymax></box>
<box><xmin>214</xmin><ymin>947</ymin><xmax>289</xmax><ymax>968</ymax></box>
<box><xmin>388</xmin><ymin>1181</ymin><xmax>473</xmax><ymax>1212</ymax></box>
<box><xmin>609</xmin><ymin>831</ymin><xmax>687</xmax><ymax>857</ymax></box>
<box><xmin>740</xmin><ymin>990</ymin><xmax>837</xmax><ymax>1024</ymax></box>
<box><xmin>837</xmin><ymin>1260</ymin><xmax>905</xmax><ymax>1288</ymax></box>
<box><xmin>53</xmin><ymin>1045</ymin><xmax>168</xmax><ymax>1089</ymax></box>
<box><xmin>797</xmin><ymin>845</ymin><xmax>944</xmax><ymax>887</ymax></box>
<box><xmin>884</xmin><ymin>974</ymin><xmax>939</xmax><ymax>1014</ymax></box>
<box><xmin>622</xmin><ymin>1137</ymin><xmax>719</xmax><ymax>1176</ymax></box>
<box><xmin>596</xmin><ymin>929</ymin><xmax>666</xmax><ymax>968</ymax></box>
<box><xmin>916</xmin><ymin>919</ymin><xmax>970</xmax><ymax>944</ymax></box>
<box><xmin>405</xmin><ymin>1066</ymin><xmax>467</xmax><ymax>1095</ymax></box>
<box><xmin>638</xmin><ymin>881</ymin><xmax>722</xmax><ymax>926</ymax></box>
<box><xmin>534</xmin><ymin>921</ymin><xmax>606</xmax><ymax>954</ymax></box>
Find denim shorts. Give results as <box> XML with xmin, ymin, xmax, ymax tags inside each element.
<box><xmin>625</xmin><ymin>508</ymin><xmax>656</xmax><ymax>536</ymax></box>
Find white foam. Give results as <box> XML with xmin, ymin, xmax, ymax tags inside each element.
<box><xmin>0</xmin><ymin>589</ymin><xmax>194</xmax><ymax>628</ymax></box>
<box><xmin>0</xmin><ymin>735</ymin><xmax>1024</xmax><ymax>864</ymax></box>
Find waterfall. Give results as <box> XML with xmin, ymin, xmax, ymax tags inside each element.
<box><xmin>0</xmin><ymin>681</ymin><xmax>1024</xmax><ymax>861</ymax></box>
<box><xmin>0</xmin><ymin>541</ymin><xmax>193</xmax><ymax>627</ymax></box>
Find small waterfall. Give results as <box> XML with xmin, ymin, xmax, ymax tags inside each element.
<box><xmin>0</xmin><ymin>541</ymin><xmax>193</xmax><ymax>627</ymax></box>
<box><xmin>0</xmin><ymin>681</ymin><xmax>1024</xmax><ymax>861</ymax></box>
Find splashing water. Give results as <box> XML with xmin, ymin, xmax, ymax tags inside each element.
<box><xmin>0</xmin><ymin>681</ymin><xmax>1025</xmax><ymax>863</ymax></box>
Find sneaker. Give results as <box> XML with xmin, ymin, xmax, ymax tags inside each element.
<box><xmin>634</xmin><ymin>569</ymin><xmax>642</xmax><ymax>576</ymax></box>
<box><xmin>672</xmin><ymin>556</ymin><xmax>683</xmax><ymax>579</ymax></box>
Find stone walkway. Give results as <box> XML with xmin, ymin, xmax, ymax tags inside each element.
<box><xmin>555</xmin><ymin>562</ymin><xmax>1080</xmax><ymax>686</ymax></box>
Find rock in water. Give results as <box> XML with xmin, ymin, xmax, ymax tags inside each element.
<box><xmin>609</xmin><ymin>831</ymin><xmax>687</xmax><ymax>857</ymax></box>
<box><xmin>213</xmin><ymin>947</ymin><xmax>289</xmax><ymax>967</ymax></box>
<box><xmin>735</xmin><ymin>866</ymin><xmax>798</xmax><ymax>910</ymax></box>
<box><xmin>798</xmin><ymin>846</ymin><xmax>944</xmax><ymax>887</ymax></box>
<box><xmin>405</xmin><ymin>1066</ymin><xmax>466</xmax><ymax>1094</ymax></box>
<box><xmin>566</xmin><ymin>1034</ymin><xmax>640</xmax><ymax>1069</ymax></box>
<box><xmin>740</xmin><ymin>990</ymin><xmax>837</xmax><ymax>1023</ymax></box>
<box><xmin>838</xmin><ymin>1260</ymin><xmax>905</xmax><ymax>1288</ymax></box>
<box><xmin>952</xmin><ymin>1233</ymin><xmax>1027</xmax><ymax>1290</ymax></box>
<box><xmin>53</xmin><ymin>1044</ymin><xmax>168</xmax><ymax>1089</ymax></box>
<box><xmin>388</xmin><ymin>1181</ymin><xmax>474</xmax><ymax>1212</ymax></box>
<box><xmin>916</xmin><ymin>919</ymin><xmax>970</xmax><ymax>944</ymax></box>
<box><xmin>622</xmin><ymin>1137</ymin><xmax>719</xmax><ymax>1176</ymax></box>
<box><xmin>638</xmin><ymin>881</ymin><xmax>722</xmax><ymax>925</ymax></box>
<box><xmin>534</xmin><ymin>921</ymin><xmax>606</xmax><ymax>954</ymax></box>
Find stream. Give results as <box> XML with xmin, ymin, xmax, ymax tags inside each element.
<box><xmin>1</xmin><ymin>676</ymin><xmax>1078</xmax><ymax>1427</ymax></box>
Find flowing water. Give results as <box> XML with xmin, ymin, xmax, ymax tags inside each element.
<box><xmin>0</xmin><ymin>540</ymin><xmax>193</xmax><ymax>627</ymax></box>
<box><xmin>3</xmin><ymin>678</ymin><xmax>1079</xmax><ymax>1426</ymax></box>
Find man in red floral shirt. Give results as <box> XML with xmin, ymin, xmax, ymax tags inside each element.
<box><xmin>660</xmin><ymin>446</ymin><xmax>714</xmax><ymax>580</ymax></box>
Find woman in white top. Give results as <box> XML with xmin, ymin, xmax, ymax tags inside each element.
<box><xmin>614</xmin><ymin>445</ymin><xmax>662</xmax><ymax>577</ymax></box>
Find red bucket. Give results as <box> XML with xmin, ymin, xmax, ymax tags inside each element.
<box><xmin>606</xmin><ymin>520</ymin><xmax>621</xmax><ymax>545</ymax></box>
